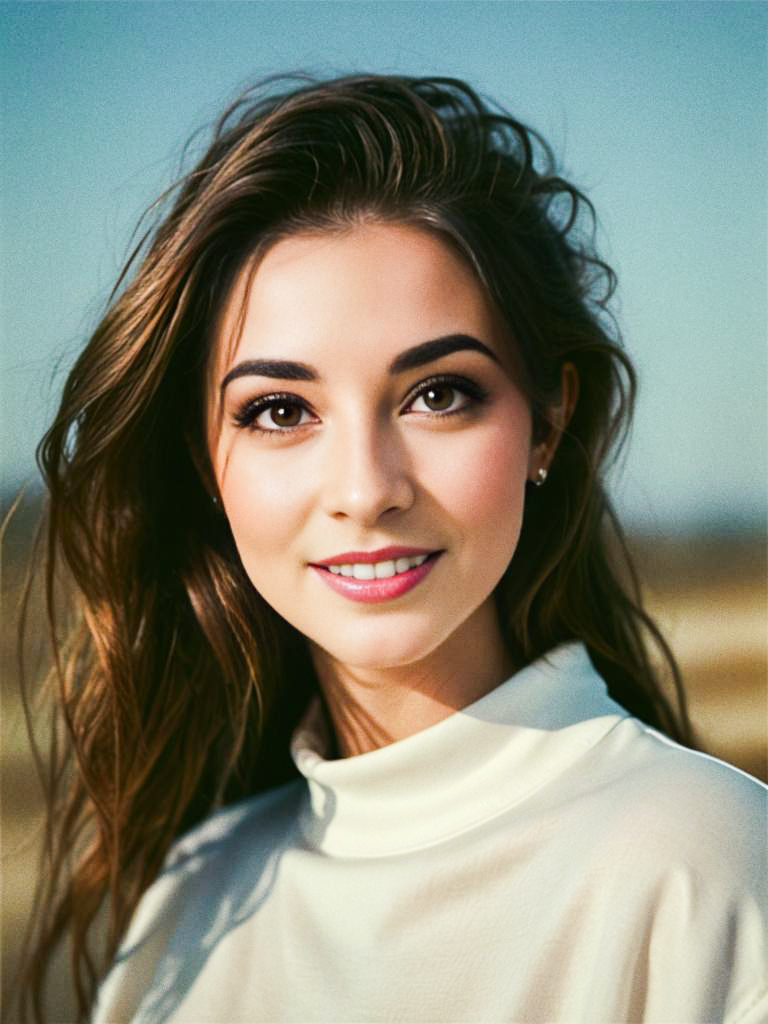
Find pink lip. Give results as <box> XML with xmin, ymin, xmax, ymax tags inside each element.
<box><xmin>312</xmin><ymin>546</ymin><xmax>435</xmax><ymax>567</ymax></box>
<box><xmin>310</xmin><ymin>552</ymin><xmax>442</xmax><ymax>604</ymax></box>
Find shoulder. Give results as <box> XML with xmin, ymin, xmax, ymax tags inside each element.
<box><xmin>574</xmin><ymin>721</ymin><xmax>767</xmax><ymax>1022</ymax></box>
<box><xmin>93</xmin><ymin>779</ymin><xmax>307</xmax><ymax>1022</ymax></box>
<box><xmin>121</xmin><ymin>778</ymin><xmax>306</xmax><ymax>949</ymax></box>
<box><xmin>579</xmin><ymin>718</ymin><xmax>767</xmax><ymax>978</ymax></box>
<box><xmin>587</xmin><ymin>717</ymin><xmax>766</xmax><ymax>879</ymax></box>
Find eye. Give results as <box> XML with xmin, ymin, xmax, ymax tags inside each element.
<box><xmin>404</xmin><ymin>374</ymin><xmax>488</xmax><ymax>417</ymax></box>
<box><xmin>233</xmin><ymin>394</ymin><xmax>316</xmax><ymax>433</ymax></box>
<box><xmin>411</xmin><ymin>383</ymin><xmax>458</xmax><ymax>412</ymax></box>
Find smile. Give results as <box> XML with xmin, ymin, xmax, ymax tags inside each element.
<box><xmin>310</xmin><ymin>551</ymin><xmax>442</xmax><ymax>603</ymax></box>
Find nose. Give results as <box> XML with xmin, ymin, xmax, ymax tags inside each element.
<box><xmin>320</xmin><ymin>415</ymin><xmax>415</xmax><ymax>525</ymax></box>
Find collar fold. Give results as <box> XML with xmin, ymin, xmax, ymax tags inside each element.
<box><xmin>290</xmin><ymin>643</ymin><xmax>627</xmax><ymax>856</ymax></box>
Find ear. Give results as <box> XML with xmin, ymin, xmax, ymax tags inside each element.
<box><xmin>528</xmin><ymin>362</ymin><xmax>579</xmax><ymax>483</ymax></box>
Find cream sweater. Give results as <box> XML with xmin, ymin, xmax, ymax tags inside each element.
<box><xmin>93</xmin><ymin>644</ymin><xmax>767</xmax><ymax>1023</ymax></box>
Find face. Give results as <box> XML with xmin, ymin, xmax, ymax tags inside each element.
<box><xmin>208</xmin><ymin>222</ymin><xmax>538</xmax><ymax>674</ymax></box>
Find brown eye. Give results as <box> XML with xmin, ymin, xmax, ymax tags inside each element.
<box><xmin>422</xmin><ymin>385</ymin><xmax>456</xmax><ymax>411</ymax></box>
<box><xmin>234</xmin><ymin>395</ymin><xmax>314</xmax><ymax>433</ymax></box>
<box><xmin>405</xmin><ymin>376</ymin><xmax>485</xmax><ymax>418</ymax></box>
<box><xmin>269</xmin><ymin>403</ymin><xmax>303</xmax><ymax>428</ymax></box>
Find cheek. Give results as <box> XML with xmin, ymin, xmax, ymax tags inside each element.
<box><xmin>217</xmin><ymin>443</ymin><xmax>305</xmax><ymax>564</ymax></box>
<box><xmin>461</xmin><ymin>431</ymin><xmax>527</xmax><ymax>523</ymax></box>
<box><xmin>424</xmin><ymin>413</ymin><xmax>531</xmax><ymax>540</ymax></box>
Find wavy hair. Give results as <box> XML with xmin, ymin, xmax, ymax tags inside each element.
<box><xmin>19</xmin><ymin>73</ymin><xmax>694</xmax><ymax>1021</ymax></box>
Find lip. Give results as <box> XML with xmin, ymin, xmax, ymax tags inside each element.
<box><xmin>310</xmin><ymin>551</ymin><xmax>442</xmax><ymax>604</ymax></box>
<box><xmin>311</xmin><ymin>546</ymin><xmax>435</xmax><ymax>567</ymax></box>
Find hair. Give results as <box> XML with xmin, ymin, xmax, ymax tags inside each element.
<box><xmin>18</xmin><ymin>72</ymin><xmax>694</xmax><ymax>1021</ymax></box>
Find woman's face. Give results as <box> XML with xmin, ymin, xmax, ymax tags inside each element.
<box><xmin>208</xmin><ymin>222</ymin><xmax>538</xmax><ymax>673</ymax></box>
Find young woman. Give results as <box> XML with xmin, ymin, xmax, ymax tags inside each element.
<box><xmin>21</xmin><ymin>74</ymin><xmax>766</xmax><ymax>1023</ymax></box>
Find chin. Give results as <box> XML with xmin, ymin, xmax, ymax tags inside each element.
<box><xmin>306</xmin><ymin>615</ymin><xmax>455</xmax><ymax>674</ymax></box>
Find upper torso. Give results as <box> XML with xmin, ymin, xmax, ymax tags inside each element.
<box><xmin>93</xmin><ymin>644</ymin><xmax>768</xmax><ymax>1023</ymax></box>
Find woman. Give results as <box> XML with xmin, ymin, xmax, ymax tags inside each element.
<box><xmin>21</xmin><ymin>74</ymin><xmax>765</xmax><ymax>1023</ymax></box>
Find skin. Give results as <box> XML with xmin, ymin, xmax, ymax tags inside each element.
<box><xmin>208</xmin><ymin>222</ymin><xmax>574</xmax><ymax>757</ymax></box>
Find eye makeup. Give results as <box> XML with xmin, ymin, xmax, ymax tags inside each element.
<box><xmin>232</xmin><ymin>392</ymin><xmax>318</xmax><ymax>433</ymax></box>
<box><xmin>231</xmin><ymin>372</ymin><xmax>491</xmax><ymax>437</ymax></box>
<box><xmin>401</xmin><ymin>373</ymin><xmax>490</xmax><ymax>416</ymax></box>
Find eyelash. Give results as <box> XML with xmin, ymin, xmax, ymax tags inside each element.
<box><xmin>232</xmin><ymin>374</ymin><xmax>490</xmax><ymax>436</ymax></box>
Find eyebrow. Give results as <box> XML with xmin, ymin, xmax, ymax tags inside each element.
<box><xmin>220</xmin><ymin>333</ymin><xmax>500</xmax><ymax>391</ymax></box>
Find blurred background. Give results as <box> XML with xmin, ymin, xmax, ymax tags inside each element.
<box><xmin>2</xmin><ymin>2</ymin><xmax>765</xmax><ymax>1019</ymax></box>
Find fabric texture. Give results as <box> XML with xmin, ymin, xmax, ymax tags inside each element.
<box><xmin>93</xmin><ymin>643</ymin><xmax>768</xmax><ymax>1023</ymax></box>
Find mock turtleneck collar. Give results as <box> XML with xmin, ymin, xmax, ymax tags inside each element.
<box><xmin>290</xmin><ymin>643</ymin><xmax>628</xmax><ymax>857</ymax></box>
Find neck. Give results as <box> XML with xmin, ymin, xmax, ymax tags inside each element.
<box><xmin>310</xmin><ymin>601</ymin><xmax>516</xmax><ymax>758</ymax></box>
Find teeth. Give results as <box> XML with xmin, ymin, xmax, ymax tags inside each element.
<box><xmin>326</xmin><ymin>554</ymin><xmax>431</xmax><ymax>579</ymax></box>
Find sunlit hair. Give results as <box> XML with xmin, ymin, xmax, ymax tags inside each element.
<box><xmin>19</xmin><ymin>73</ymin><xmax>694</xmax><ymax>1021</ymax></box>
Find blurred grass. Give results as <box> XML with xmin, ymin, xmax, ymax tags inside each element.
<box><xmin>629</xmin><ymin>533</ymin><xmax>767</xmax><ymax>781</ymax></box>
<box><xmin>2</xmin><ymin>492</ymin><xmax>766</xmax><ymax>1021</ymax></box>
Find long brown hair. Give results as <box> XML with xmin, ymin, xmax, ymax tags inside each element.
<box><xmin>18</xmin><ymin>73</ymin><xmax>693</xmax><ymax>1021</ymax></box>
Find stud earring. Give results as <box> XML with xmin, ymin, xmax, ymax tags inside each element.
<box><xmin>534</xmin><ymin>467</ymin><xmax>548</xmax><ymax>487</ymax></box>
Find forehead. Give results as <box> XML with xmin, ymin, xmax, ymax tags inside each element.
<box><xmin>212</xmin><ymin>222</ymin><xmax>511</xmax><ymax>379</ymax></box>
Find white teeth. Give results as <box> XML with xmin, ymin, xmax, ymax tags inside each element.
<box><xmin>326</xmin><ymin>554</ymin><xmax>432</xmax><ymax>579</ymax></box>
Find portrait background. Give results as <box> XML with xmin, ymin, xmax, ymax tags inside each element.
<box><xmin>2</xmin><ymin>3</ymin><xmax>765</xmax><ymax>1016</ymax></box>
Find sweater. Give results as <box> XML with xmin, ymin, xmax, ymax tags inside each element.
<box><xmin>93</xmin><ymin>643</ymin><xmax>767</xmax><ymax>1023</ymax></box>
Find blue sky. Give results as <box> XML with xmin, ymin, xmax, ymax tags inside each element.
<box><xmin>2</xmin><ymin>1</ymin><xmax>765</xmax><ymax>531</ymax></box>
